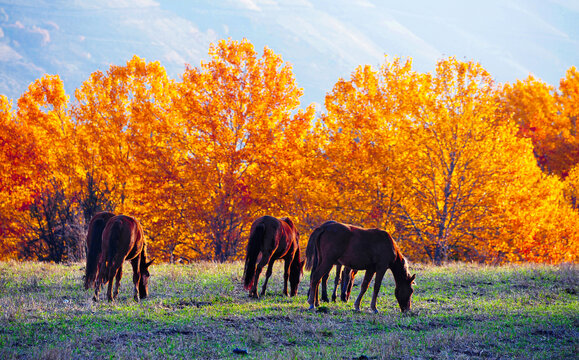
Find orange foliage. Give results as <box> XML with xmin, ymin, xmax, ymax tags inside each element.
<box><xmin>0</xmin><ymin>39</ymin><xmax>577</xmax><ymax>264</ymax></box>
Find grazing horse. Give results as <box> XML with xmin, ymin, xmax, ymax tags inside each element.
<box><xmin>84</xmin><ymin>211</ymin><xmax>115</xmax><ymax>290</ymax></box>
<box><xmin>243</xmin><ymin>216</ymin><xmax>304</xmax><ymax>298</ymax></box>
<box><xmin>94</xmin><ymin>215</ymin><xmax>153</xmax><ymax>302</ymax></box>
<box><xmin>306</xmin><ymin>221</ymin><xmax>415</xmax><ymax>313</ymax></box>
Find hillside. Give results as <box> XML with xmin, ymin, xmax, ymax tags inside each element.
<box><xmin>0</xmin><ymin>0</ymin><xmax>577</xmax><ymax>105</ymax></box>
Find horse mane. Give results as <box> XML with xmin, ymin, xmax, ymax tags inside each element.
<box><xmin>386</xmin><ymin>232</ymin><xmax>412</xmax><ymax>283</ymax></box>
<box><xmin>140</xmin><ymin>244</ymin><xmax>150</xmax><ymax>267</ymax></box>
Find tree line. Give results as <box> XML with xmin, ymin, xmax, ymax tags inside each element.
<box><xmin>1</xmin><ymin>39</ymin><xmax>577</xmax><ymax>264</ymax></box>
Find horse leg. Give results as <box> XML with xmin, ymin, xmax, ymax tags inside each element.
<box><xmin>106</xmin><ymin>258</ymin><xmax>122</xmax><ymax>301</ymax></box>
<box><xmin>93</xmin><ymin>279</ymin><xmax>101</xmax><ymax>302</ymax></box>
<box><xmin>340</xmin><ymin>267</ymin><xmax>349</xmax><ymax>302</ymax></box>
<box><xmin>370</xmin><ymin>268</ymin><xmax>387</xmax><ymax>313</ymax></box>
<box><xmin>321</xmin><ymin>271</ymin><xmax>329</xmax><ymax>302</ymax></box>
<box><xmin>341</xmin><ymin>267</ymin><xmax>356</xmax><ymax>302</ymax></box>
<box><xmin>131</xmin><ymin>257</ymin><xmax>140</xmax><ymax>302</ymax></box>
<box><xmin>354</xmin><ymin>269</ymin><xmax>375</xmax><ymax>312</ymax></box>
<box><xmin>307</xmin><ymin>261</ymin><xmax>334</xmax><ymax>309</ymax></box>
<box><xmin>93</xmin><ymin>259</ymin><xmax>107</xmax><ymax>302</ymax></box>
<box><xmin>331</xmin><ymin>264</ymin><xmax>342</xmax><ymax>302</ymax></box>
<box><xmin>112</xmin><ymin>264</ymin><xmax>123</xmax><ymax>301</ymax></box>
<box><xmin>281</xmin><ymin>257</ymin><xmax>291</xmax><ymax>297</ymax></box>
<box><xmin>106</xmin><ymin>272</ymin><xmax>115</xmax><ymax>302</ymax></box>
<box><xmin>260</xmin><ymin>261</ymin><xmax>276</xmax><ymax>297</ymax></box>
<box><xmin>93</xmin><ymin>270</ymin><xmax>103</xmax><ymax>302</ymax></box>
<box><xmin>345</xmin><ymin>270</ymin><xmax>357</xmax><ymax>302</ymax></box>
<box><xmin>251</xmin><ymin>252</ymin><xmax>272</xmax><ymax>298</ymax></box>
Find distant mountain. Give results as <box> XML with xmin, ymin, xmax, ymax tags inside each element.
<box><xmin>0</xmin><ymin>0</ymin><xmax>577</xmax><ymax>106</ymax></box>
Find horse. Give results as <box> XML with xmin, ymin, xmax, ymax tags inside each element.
<box><xmin>94</xmin><ymin>215</ymin><xmax>153</xmax><ymax>302</ymax></box>
<box><xmin>243</xmin><ymin>216</ymin><xmax>304</xmax><ymax>298</ymax></box>
<box><xmin>306</xmin><ymin>221</ymin><xmax>415</xmax><ymax>313</ymax></box>
<box><xmin>84</xmin><ymin>211</ymin><xmax>115</xmax><ymax>290</ymax></box>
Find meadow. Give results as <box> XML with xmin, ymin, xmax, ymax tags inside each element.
<box><xmin>0</xmin><ymin>261</ymin><xmax>577</xmax><ymax>359</ymax></box>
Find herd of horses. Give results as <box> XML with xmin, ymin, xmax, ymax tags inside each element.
<box><xmin>84</xmin><ymin>213</ymin><xmax>416</xmax><ymax>313</ymax></box>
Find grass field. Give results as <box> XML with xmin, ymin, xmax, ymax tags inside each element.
<box><xmin>0</xmin><ymin>261</ymin><xmax>577</xmax><ymax>359</ymax></box>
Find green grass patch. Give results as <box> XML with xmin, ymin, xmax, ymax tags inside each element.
<box><xmin>0</xmin><ymin>261</ymin><xmax>577</xmax><ymax>359</ymax></box>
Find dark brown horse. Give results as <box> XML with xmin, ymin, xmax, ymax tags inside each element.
<box><xmin>84</xmin><ymin>211</ymin><xmax>115</xmax><ymax>290</ymax></box>
<box><xmin>94</xmin><ymin>215</ymin><xmax>153</xmax><ymax>302</ymax></box>
<box><xmin>243</xmin><ymin>216</ymin><xmax>304</xmax><ymax>298</ymax></box>
<box><xmin>306</xmin><ymin>221</ymin><xmax>415</xmax><ymax>313</ymax></box>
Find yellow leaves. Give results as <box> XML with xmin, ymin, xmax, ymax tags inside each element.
<box><xmin>319</xmin><ymin>55</ymin><xmax>578</xmax><ymax>264</ymax></box>
<box><xmin>498</xmin><ymin>72</ymin><xmax>579</xmax><ymax>178</ymax></box>
<box><xmin>0</xmin><ymin>39</ymin><xmax>577</xmax><ymax>264</ymax></box>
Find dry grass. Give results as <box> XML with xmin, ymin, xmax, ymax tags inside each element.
<box><xmin>0</xmin><ymin>261</ymin><xmax>577</xmax><ymax>359</ymax></box>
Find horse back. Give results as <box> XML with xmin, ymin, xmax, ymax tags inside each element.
<box><xmin>86</xmin><ymin>212</ymin><xmax>115</xmax><ymax>250</ymax></box>
<box><xmin>320</xmin><ymin>222</ymin><xmax>396</xmax><ymax>270</ymax></box>
<box><xmin>253</xmin><ymin>215</ymin><xmax>298</xmax><ymax>258</ymax></box>
<box><xmin>102</xmin><ymin>215</ymin><xmax>144</xmax><ymax>261</ymax></box>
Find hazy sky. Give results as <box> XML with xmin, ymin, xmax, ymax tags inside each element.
<box><xmin>0</xmin><ymin>0</ymin><xmax>577</xmax><ymax>105</ymax></box>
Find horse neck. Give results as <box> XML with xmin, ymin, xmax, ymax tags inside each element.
<box><xmin>139</xmin><ymin>246</ymin><xmax>148</xmax><ymax>267</ymax></box>
<box><xmin>389</xmin><ymin>254</ymin><xmax>410</xmax><ymax>287</ymax></box>
<box><xmin>291</xmin><ymin>248</ymin><xmax>301</xmax><ymax>269</ymax></box>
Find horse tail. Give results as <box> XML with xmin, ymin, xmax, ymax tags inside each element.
<box><xmin>98</xmin><ymin>218</ymin><xmax>122</xmax><ymax>283</ymax></box>
<box><xmin>305</xmin><ymin>225</ymin><xmax>324</xmax><ymax>271</ymax></box>
<box><xmin>243</xmin><ymin>223</ymin><xmax>265</xmax><ymax>290</ymax></box>
<box><xmin>282</xmin><ymin>217</ymin><xmax>295</xmax><ymax>230</ymax></box>
<box><xmin>84</xmin><ymin>217</ymin><xmax>109</xmax><ymax>289</ymax></box>
<box><xmin>106</xmin><ymin>219</ymin><xmax>123</xmax><ymax>263</ymax></box>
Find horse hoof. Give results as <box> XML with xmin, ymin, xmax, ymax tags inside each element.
<box><xmin>308</xmin><ymin>304</ymin><xmax>315</xmax><ymax>311</ymax></box>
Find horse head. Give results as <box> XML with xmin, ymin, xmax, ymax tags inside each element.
<box><xmin>394</xmin><ymin>273</ymin><xmax>416</xmax><ymax>312</ymax></box>
<box><xmin>289</xmin><ymin>258</ymin><xmax>306</xmax><ymax>296</ymax></box>
<box><xmin>138</xmin><ymin>259</ymin><xmax>154</xmax><ymax>299</ymax></box>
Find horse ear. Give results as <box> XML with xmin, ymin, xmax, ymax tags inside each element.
<box><xmin>409</xmin><ymin>274</ymin><xmax>416</xmax><ymax>284</ymax></box>
<box><xmin>145</xmin><ymin>259</ymin><xmax>154</xmax><ymax>268</ymax></box>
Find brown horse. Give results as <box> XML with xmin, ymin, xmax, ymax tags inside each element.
<box><xmin>306</xmin><ymin>221</ymin><xmax>415</xmax><ymax>313</ymax></box>
<box><xmin>243</xmin><ymin>216</ymin><xmax>304</xmax><ymax>298</ymax></box>
<box><xmin>94</xmin><ymin>215</ymin><xmax>153</xmax><ymax>302</ymax></box>
<box><xmin>84</xmin><ymin>211</ymin><xmax>115</xmax><ymax>290</ymax></box>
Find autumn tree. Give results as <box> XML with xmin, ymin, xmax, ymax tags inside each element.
<box><xmin>1</xmin><ymin>39</ymin><xmax>576</xmax><ymax>264</ymax></box>
<box><xmin>73</xmin><ymin>56</ymin><xmax>179</xmax><ymax>261</ymax></box>
<box><xmin>394</xmin><ymin>59</ymin><xmax>540</xmax><ymax>263</ymax></box>
<box><xmin>317</xmin><ymin>60</ymin><xmax>416</xmax><ymax>231</ymax></box>
<box><xmin>320</xmin><ymin>57</ymin><xmax>571</xmax><ymax>263</ymax></box>
<box><xmin>499</xmin><ymin>70</ymin><xmax>579</xmax><ymax>178</ymax></box>
<box><xmin>556</xmin><ymin>66</ymin><xmax>579</xmax><ymax>178</ymax></box>
<box><xmin>13</xmin><ymin>75</ymin><xmax>86</xmax><ymax>262</ymax></box>
<box><xmin>173</xmin><ymin>38</ymin><xmax>313</xmax><ymax>261</ymax></box>
<box><xmin>0</xmin><ymin>96</ymin><xmax>46</xmax><ymax>259</ymax></box>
